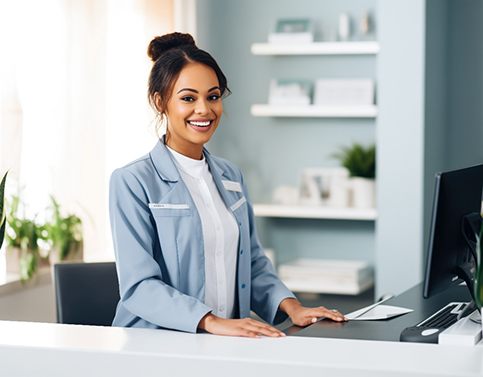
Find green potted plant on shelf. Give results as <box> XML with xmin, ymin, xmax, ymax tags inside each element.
<box><xmin>0</xmin><ymin>171</ymin><xmax>8</xmax><ymax>250</ymax></box>
<box><xmin>334</xmin><ymin>143</ymin><xmax>376</xmax><ymax>209</ymax></box>
<box><xmin>44</xmin><ymin>196</ymin><xmax>83</xmax><ymax>264</ymax></box>
<box><xmin>5</xmin><ymin>194</ymin><xmax>43</xmax><ymax>282</ymax></box>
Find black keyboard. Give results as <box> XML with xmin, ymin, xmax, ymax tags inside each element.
<box><xmin>418</xmin><ymin>302</ymin><xmax>465</xmax><ymax>328</ymax></box>
<box><xmin>400</xmin><ymin>302</ymin><xmax>468</xmax><ymax>343</ymax></box>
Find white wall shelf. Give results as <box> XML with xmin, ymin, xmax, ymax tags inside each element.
<box><xmin>253</xmin><ymin>204</ymin><xmax>377</xmax><ymax>221</ymax></box>
<box><xmin>251</xmin><ymin>41</ymin><xmax>380</xmax><ymax>56</ymax></box>
<box><xmin>251</xmin><ymin>104</ymin><xmax>377</xmax><ymax>118</ymax></box>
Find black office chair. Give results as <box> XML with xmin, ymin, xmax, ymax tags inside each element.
<box><xmin>53</xmin><ymin>262</ymin><xmax>120</xmax><ymax>326</ymax></box>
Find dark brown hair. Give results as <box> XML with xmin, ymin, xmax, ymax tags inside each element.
<box><xmin>147</xmin><ymin>32</ymin><xmax>230</xmax><ymax>113</ymax></box>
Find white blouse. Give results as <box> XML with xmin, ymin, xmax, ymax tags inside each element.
<box><xmin>167</xmin><ymin>146</ymin><xmax>239</xmax><ymax>319</ymax></box>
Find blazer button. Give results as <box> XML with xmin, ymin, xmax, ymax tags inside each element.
<box><xmin>241</xmin><ymin>284</ymin><xmax>246</xmax><ymax>289</ymax></box>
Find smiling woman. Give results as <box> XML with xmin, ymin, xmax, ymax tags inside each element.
<box><xmin>108</xmin><ymin>32</ymin><xmax>347</xmax><ymax>338</ymax></box>
<box><xmin>160</xmin><ymin>63</ymin><xmax>223</xmax><ymax>158</ymax></box>
<box><xmin>147</xmin><ymin>33</ymin><xmax>228</xmax><ymax>159</ymax></box>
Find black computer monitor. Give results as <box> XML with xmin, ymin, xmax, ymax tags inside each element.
<box><xmin>423</xmin><ymin>164</ymin><xmax>483</xmax><ymax>299</ymax></box>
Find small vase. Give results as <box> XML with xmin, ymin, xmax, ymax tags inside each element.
<box><xmin>351</xmin><ymin>177</ymin><xmax>376</xmax><ymax>209</ymax></box>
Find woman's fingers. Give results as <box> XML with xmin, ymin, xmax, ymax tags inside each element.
<box><xmin>243</xmin><ymin>320</ymin><xmax>284</xmax><ymax>337</ymax></box>
<box><xmin>309</xmin><ymin>307</ymin><xmax>346</xmax><ymax>322</ymax></box>
<box><xmin>238</xmin><ymin>319</ymin><xmax>285</xmax><ymax>337</ymax></box>
<box><xmin>290</xmin><ymin>306</ymin><xmax>347</xmax><ymax>326</ymax></box>
<box><xmin>207</xmin><ymin>317</ymin><xmax>286</xmax><ymax>338</ymax></box>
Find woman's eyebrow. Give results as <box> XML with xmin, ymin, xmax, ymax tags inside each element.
<box><xmin>177</xmin><ymin>88</ymin><xmax>198</xmax><ymax>94</ymax></box>
<box><xmin>177</xmin><ymin>86</ymin><xmax>221</xmax><ymax>94</ymax></box>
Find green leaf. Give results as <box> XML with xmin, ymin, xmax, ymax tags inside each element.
<box><xmin>0</xmin><ymin>171</ymin><xmax>8</xmax><ymax>224</ymax></box>
<box><xmin>0</xmin><ymin>222</ymin><xmax>5</xmax><ymax>251</ymax></box>
<box><xmin>0</xmin><ymin>171</ymin><xmax>8</xmax><ymax>250</ymax></box>
<box><xmin>333</xmin><ymin>143</ymin><xmax>376</xmax><ymax>179</ymax></box>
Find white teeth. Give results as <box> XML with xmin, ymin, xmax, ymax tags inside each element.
<box><xmin>188</xmin><ymin>120</ymin><xmax>211</xmax><ymax>127</ymax></box>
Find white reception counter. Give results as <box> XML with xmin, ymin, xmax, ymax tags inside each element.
<box><xmin>0</xmin><ymin>320</ymin><xmax>482</xmax><ymax>376</ymax></box>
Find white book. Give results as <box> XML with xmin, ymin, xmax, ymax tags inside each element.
<box><xmin>282</xmin><ymin>277</ymin><xmax>374</xmax><ymax>295</ymax></box>
<box><xmin>278</xmin><ymin>271</ymin><xmax>371</xmax><ymax>285</ymax></box>
<box><xmin>314</xmin><ymin>79</ymin><xmax>374</xmax><ymax>106</ymax></box>
<box><xmin>278</xmin><ymin>258</ymin><xmax>372</xmax><ymax>280</ymax></box>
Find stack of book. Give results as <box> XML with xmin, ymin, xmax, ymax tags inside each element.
<box><xmin>278</xmin><ymin>258</ymin><xmax>374</xmax><ymax>295</ymax></box>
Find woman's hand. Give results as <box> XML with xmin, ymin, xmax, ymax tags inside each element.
<box><xmin>280</xmin><ymin>298</ymin><xmax>347</xmax><ymax>327</ymax></box>
<box><xmin>198</xmin><ymin>313</ymin><xmax>286</xmax><ymax>338</ymax></box>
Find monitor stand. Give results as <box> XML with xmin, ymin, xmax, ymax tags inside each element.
<box><xmin>438</xmin><ymin>309</ymin><xmax>482</xmax><ymax>346</ymax></box>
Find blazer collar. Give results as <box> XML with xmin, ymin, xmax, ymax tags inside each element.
<box><xmin>149</xmin><ymin>137</ymin><xmax>226</xmax><ymax>182</ymax></box>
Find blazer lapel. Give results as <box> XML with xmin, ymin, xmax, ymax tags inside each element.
<box><xmin>149</xmin><ymin>138</ymin><xmax>180</xmax><ymax>183</ymax></box>
<box><xmin>204</xmin><ymin>149</ymin><xmax>244</xmax><ymax>222</ymax></box>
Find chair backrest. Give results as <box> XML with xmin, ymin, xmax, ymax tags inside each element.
<box><xmin>53</xmin><ymin>262</ymin><xmax>120</xmax><ymax>326</ymax></box>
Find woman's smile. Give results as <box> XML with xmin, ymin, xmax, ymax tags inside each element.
<box><xmin>186</xmin><ymin>118</ymin><xmax>215</xmax><ymax>132</ymax></box>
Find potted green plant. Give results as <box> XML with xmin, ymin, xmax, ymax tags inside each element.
<box><xmin>45</xmin><ymin>196</ymin><xmax>83</xmax><ymax>264</ymax></box>
<box><xmin>0</xmin><ymin>171</ymin><xmax>8</xmax><ymax>250</ymax></box>
<box><xmin>5</xmin><ymin>194</ymin><xmax>43</xmax><ymax>282</ymax></box>
<box><xmin>334</xmin><ymin>143</ymin><xmax>376</xmax><ymax>209</ymax></box>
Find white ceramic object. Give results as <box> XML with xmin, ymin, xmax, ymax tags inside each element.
<box><xmin>338</xmin><ymin>12</ymin><xmax>351</xmax><ymax>41</ymax></box>
<box><xmin>351</xmin><ymin>177</ymin><xmax>376</xmax><ymax>208</ymax></box>
<box><xmin>327</xmin><ymin>170</ymin><xmax>350</xmax><ymax>208</ymax></box>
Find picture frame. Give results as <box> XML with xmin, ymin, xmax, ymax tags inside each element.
<box><xmin>298</xmin><ymin>167</ymin><xmax>350</xmax><ymax>207</ymax></box>
<box><xmin>268</xmin><ymin>18</ymin><xmax>314</xmax><ymax>44</ymax></box>
<box><xmin>268</xmin><ymin>79</ymin><xmax>312</xmax><ymax>106</ymax></box>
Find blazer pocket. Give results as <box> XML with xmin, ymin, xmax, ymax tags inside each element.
<box><xmin>149</xmin><ymin>203</ymin><xmax>192</xmax><ymax>217</ymax></box>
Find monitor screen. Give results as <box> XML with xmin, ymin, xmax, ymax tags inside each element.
<box><xmin>423</xmin><ymin>164</ymin><xmax>483</xmax><ymax>298</ymax></box>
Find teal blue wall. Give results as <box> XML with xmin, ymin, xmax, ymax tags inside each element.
<box><xmin>423</xmin><ymin>0</ymin><xmax>449</xmax><ymax>275</ymax></box>
<box><xmin>446</xmin><ymin>0</ymin><xmax>483</xmax><ymax>170</ymax></box>
<box><xmin>197</xmin><ymin>0</ymin><xmax>378</xmax><ymax>267</ymax></box>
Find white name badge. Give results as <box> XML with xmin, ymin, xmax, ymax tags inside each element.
<box><xmin>148</xmin><ymin>203</ymin><xmax>190</xmax><ymax>209</ymax></box>
<box><xmin>222</xmin><ymin>180</ymin><xmax>242</xmax><ymax>192</ymax></box>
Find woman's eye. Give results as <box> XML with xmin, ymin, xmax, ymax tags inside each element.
<box><xmin>181</xmin><ymin>96</ymin><xmax>195</xmax><ymax>102</ymax></box>
<box><xmin>208</xmin><ymin>94</ymin><xmax>221</xmax><ymax>101</ymax></box>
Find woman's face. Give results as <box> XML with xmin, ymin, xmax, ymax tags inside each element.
<box><xmin>162</xmin><ymin>62</ymin><xmax>223</xmax><ymax>159</ymax></box>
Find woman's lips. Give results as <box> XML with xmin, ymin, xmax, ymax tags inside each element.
<box><xmin>186</xmin><ymin>119</ymin><xmax>214</xmax><ymax>132</ymax></box>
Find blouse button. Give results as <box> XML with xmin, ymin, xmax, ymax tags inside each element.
<box><xmin>240</xmin><ymin>249</ymin><xmax>244</xmax><ymax>255</ymax></box>
<box><xmin>241</xmin><ymin>284</ymin><xmax>246</xmax><ymax>289</ymax></box>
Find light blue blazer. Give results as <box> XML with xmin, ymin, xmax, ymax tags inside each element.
<box><xmin>109</xmin><ymin>139</ymin><xmax>295</xmax><ymax>333</ymax></box>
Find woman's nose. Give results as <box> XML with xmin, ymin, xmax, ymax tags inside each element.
<box><xmin>195</xmin><ymin>99</ymin><xmax>210</xmax><ymax>115</ymax></box>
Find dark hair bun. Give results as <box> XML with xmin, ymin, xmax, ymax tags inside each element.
<box><xmin>147</xmin><ymin>32</ymin><xmax>196</xmax><ymax>62</ymax></box>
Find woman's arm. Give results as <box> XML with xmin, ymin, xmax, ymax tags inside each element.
<box><xmin>110</xmin><ymin>168</ymin><xmax>212</xmax><ymax>333</ymax></box>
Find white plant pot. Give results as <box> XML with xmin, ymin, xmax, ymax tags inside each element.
<box><xmin>351</xmin><ymin>177</ymin><xmax>376</xmax><ymax>209</ymax></box>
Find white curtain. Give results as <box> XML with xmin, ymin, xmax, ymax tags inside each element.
<box><xmin>0</xmin><ymin>0</ymin><xmax>180</xmax><ymax>262</ymax></box>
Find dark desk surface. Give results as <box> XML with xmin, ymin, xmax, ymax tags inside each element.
<box><xmin>289</xmin><ymin>283</ymin><xmax>472</xmax><ymax>341</ymax></box>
